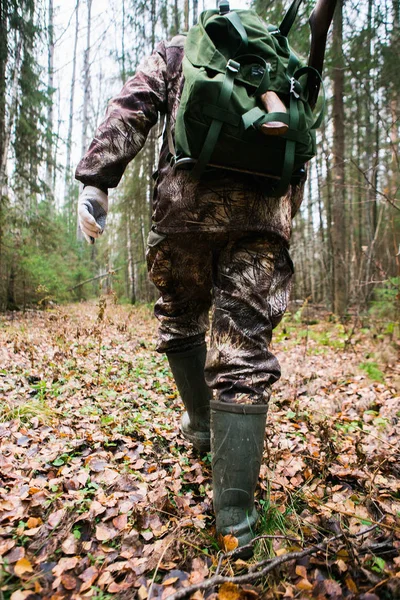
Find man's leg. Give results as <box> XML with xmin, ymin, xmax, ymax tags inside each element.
<box><xmin>146</xmin><ymin>232</ymin><xmax>214</xmax><ymax>451</ymax></box>
<box><xmin>205</xmin><ymin>234</ymin><xmax>294</xmax><ymax>547</ymax></box>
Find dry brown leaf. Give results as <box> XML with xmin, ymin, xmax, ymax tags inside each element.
<box><xmin>61</xmin><ymin>534</ymin><xmax>78</xmax><ymax>555</ymax></box>
<box><xmin>5</xmin><ymin>546</ymin><xmax>25</xmax><ymax>564</ymax></box>
<box><xmin>295</xmin><ymin>565</ymin><xmax>307</xmax><ymax>579</ymax></box>
<box><xmin>218</xmin><ymin>582</ymin><xmax>241</xmax><ymax>600</ymax></box>
<box><xmin>52</xmin><ymin>556</ymin><xmax>79</xmax><ymax>577</ymax></box>
<box><xmin>0</xmin><ymin>539</ymin><xmax>15</xmax><ymax>556</ymax></box>
<box><xmin>10</xmin><ymin>591</ymin><xmax>33</xmax><ymax>600</ymax></box>
<box><xmin>100</xmin><ymin>468</ymin><xmax>119</xmax><ymax>484</ymax></box>
<box><xmin>282</xmin><ymin>585</ymin><xmax>294</xmax><ymax>599</ymax></box>
<box><xmin>97</xmin><ymin>571</ymin><xmax>114</xmax><ymax>587</ymax></box>
<box><xmin>79</xmin><ymin>566</ymin><xmax>99</xmax><ymax>592</ymax></box>
<box><xmin>336</xmin><ymin>558</ymin><xmax>348</xmax><ymax>573</ymax></box>
<box><xmin>190</xmin><ymin>592</ymin><xmax>204</xmax><ymax>600</ymax></box>
<box><xmin>345</xmin><ymin>575</ymin><xmax>358</xmax><ymax>593</ymax></box>
<box><xmin>295</xmin><ymin>578</ymin><xmax>313</xmax><ymax>591</ymax></box>
<box><xmin>60</xmin><ymin>573</ymin><xmax>77</xmax><ymax>590</ymax></box>
<box><xmin>95</xmin><ymin>523</ymin><xmax>118</xmax><ymax>541</ymax></box>
<box><xmin>14</xmin><ymin>557</ymin><xmax>34</xmax><ymax>577</ymax></box>
<box><xmin>27</xmin><ymin>515</ymin><xmax>42</xmax><ymax>528</ymax></box>
<box><xmin>112</xmin><ymin>513</ymin><xmax>128</xmax><ymax>531</ymax></box>
<box><xmin>87</xmin><ymin>458</ymin><xmax>107</xmax><ymax>472</ymax></box>
<box><xmin>162</xmin><ymin>576</ymin><xmax>179</xmax><ymax>586</ymax></box>
<box><xmin>220</xmin><ymin>534</ymin><xmax>238</xmax><ymax>552</ymax></box>
<box><xmin>137</xmin><ymin>585</ymin><xmax>148</xmax><ymax>600</ymax></box>
<box><xmin>47</xmin><ymin>508</ymin><xmax>66</xmax><ymax>529</ymax></box>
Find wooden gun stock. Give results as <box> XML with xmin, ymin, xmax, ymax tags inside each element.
<box><xmin>260</xmin><ymin>91</ymin><xmax>288</xmax><ymax>136</ymax></box>
<box><xmin>308</xmin><ymin>0</ymin><xmax>338</xmax><ymax>109</ymax></box>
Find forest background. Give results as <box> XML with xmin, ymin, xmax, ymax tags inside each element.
<box><xmin>0</xmin><ymin>0</ymin><xmax>399</xmax><ymax>320</ymax></box>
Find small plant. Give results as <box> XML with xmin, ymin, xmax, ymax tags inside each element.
<box><xmin>0</xmin><ymin>398</ymin><xmax>54</xmax><ymax>424</ymax></box>
<box><xmin>359</xmin><ymin>361</ymin><xmax>385</xmax><ymax>383</ymax></box>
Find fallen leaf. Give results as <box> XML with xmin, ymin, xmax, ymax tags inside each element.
<box><xmin>61</xmin><ymin>534</ymin><xmax>78</xmax><ymax>555</ymax></box>
<box><xmin>10</xmin><ymin>592</ymin><xmax>33</xmax><ymax>600</ymax></box>
<box><xmin>295</xmin><ymin>578</ymin><xmax>313</xmax><ymax>591</ymax></box>
<box><xmin>79</xmin><ymin>566</ymin><xmax>99</xmax><ymax>592</ymax></box>
<box><xmin>14</xmin><ymin>557</ymin><xmax>34</xmax><ymax>577</ymax></box>
<box><xmin>137</xmin><ymin>585</ymin><xmax>148</xmax><ymax>600</ymax></box>
<box><xmin>220</xmin><ymin>534</ymin><xmax>238</xmax><ymax>552</ymax></box>
<box><xmin>162</xmin><ymin>576</ymin><xmax>179</xmax><ymax>586</ymax></box>
<box><xmin>218</xmin><ymin>582</ymin><xmax>241</xmax><ymax>600</ymax></box>
<box><xmin>112</xmin><ymin>513</ymin><xmax>128</xmax><ymax>531</ymax></box>
<box><xmin>6</xmin><ymin>547</ymin><xmax>25</xmax><ymax>564</ymax></box>
<box><xmin>0</xmin><ymin>539</ymin><xmax>15</xmax><ymax>556</ymax></box>
<box><xmin>95</xmin><ymin>524</ymin><xmax>118</xmax><ymax>541</ymax></box>
<box><xmin>61</xmin><ymin>573</ymin><xmax>77</xmax><ymax>590</ymax></box>
<box><xmin>27</xmin><ymin>517</ymin><xmax>42</xmax><ymax>529</ymax></box>
<box><xmin>295</xmin><ymin>565</ymin><xmax>307</xmax><ymax>579</ymax></box>
<box><xmin>48</xmin><ymin>508</ymin><xmax>66</xmax><ymax>529</ymax></box>
<box><xmin>52</xmin><ymin>556</ymin><xmax>79</xmax><ymax>577</ymax></box>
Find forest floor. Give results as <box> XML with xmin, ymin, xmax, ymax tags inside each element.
<box><xmin>0</xmin><ymin>300</ymin><xmax>399</xmax><ymax>600</ymax></box>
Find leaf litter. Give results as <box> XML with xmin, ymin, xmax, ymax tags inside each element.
<box><xmin>0</xmin><ymin>300</ymin><xmax>399</xmax><ymax>599</ymax></box>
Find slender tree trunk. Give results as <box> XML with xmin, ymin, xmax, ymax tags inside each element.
<box><xmin>307</xmin><ymin>170</ymin><xmax>315</xmax><ymax>302</ymax></box>
<box><xmin>78</xmin><ymin>0</ymin><xmax>92</xmax><ymax>239</ymax></box>
<box><xmin>1</xmin><ymin>34</ymin><xmax>22</xmax><ymax>191</ymax></box>
<box><xmin>184</xmin><ymin>0</ymin><xmax>189</xmax><ymax>31</ymax></box>
<box><xmin>174</xmin><ymin>0</ymin><xmax>180</xmax><ymax>35</ymax></box>
<box><xmin>121</xmin><ymin>0</ymin><xmax>126</xmax><ymax>84</ymax></box>
<box><xmin>64</xmin><ymin>0</ymin><xmax>79</xmax><ymax>203</ymax></box>
<box><xmin>126</xmin><ymin>215</ymin><xmax>136</xmax><ymax>303</ymax></box>
<box><xmin>193</xmin><ymin>0</ymin><xmax>198</xmax><ymax>25</ymax></box>
<box><xmin>150</xmin><ymin>0</ymin><xmax>156</xmax><ymax>52</ymax></box>
<box><xmin>45</xmin><ymin>0</ymin><xmax>54</xmax><ymax>199</ymax></box>
<box><xmin>331</xmin><ymin>0</ymin><xmax>347</xmax><ymax>315</ymax></box>
<box><xmin>81</xmin><ymin>0</ymin><xmax>92</xmax><ymax>159</ymax></box>
<box><xmin>0</xmin><ymin>0</ymin><xmax>7</xmax><ymax>189</ymax></box>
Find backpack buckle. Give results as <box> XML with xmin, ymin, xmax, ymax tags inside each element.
<box><xmin>227</xmin><ymin>59</ymin><xmax>240</xmax><ymax>73</ymax></box>
<box><xmin>290</xmin><ymin>77</ymin><xmax>300</xmax><ymax>99</ymax></box>
<box><xmin>219</xmin><ymin>0</ymin><xmax>230</xmax><ymax>14</ymax></box>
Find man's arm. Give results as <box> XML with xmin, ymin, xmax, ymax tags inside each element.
<box><xmin>308</xmin><ymin>0</ymin><xmax>338</xmax><ymax>109</ymax></box>
<box><xmin>75</xmin><ymin>42</ymin><xmax>168</xmax><ymax>192</ymax></box>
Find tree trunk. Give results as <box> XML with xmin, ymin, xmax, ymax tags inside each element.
<box><xmin>81</xmin><ymin>0</ymin><xmax>92</xmax><ymax>159</ymax></box>
<box><xmin>64</xmin><ymin>0</ymin><xmax>79</xmax><ymax>205</ymax></box>
<box><xmin>173</xmin><ymin>0</ymin><xmax>180</xmax><ymax>35</ymax></box>
<box><xmin>331</xmin><ymin>0</ymin><xmax>347</xmax><ymax>315</ymax></box>
<box><xmin>45</xmin><ymin>0</ymin><xmax>54</xmax><ymax>200</ymax></box>
<box><xmin>193</xmin><ymin>0</ymin><xmax>198</xmax><ymax>25</ymax></box>
<box><xmin>78</xmin><ymin>0</ymin><xmax>92</xmax><ymax>239</ymax></box>
<box><xmin>150</xmin><ymin>0</ymin><xmax>156</xmax><ymax>52</ymax></box>
<box><xmin>0</xmin><ymin>0</ymin><xmax>7</xmax><ymax>189</ymax></box>
<box><xmin>126</xmin><ymin>216</ymin><xmax>136</xmax><ymax>304</ymax></box>
<box><xmin>184</xmin><ymin>0</ymin><xmax>189</xmax><ymax>31</ymax></box>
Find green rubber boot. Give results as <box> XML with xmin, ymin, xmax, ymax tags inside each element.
<box><xmin>167</xmin><ymin>344</ymin><xmax>212</xmax><ymax>452</ymax></box>
<box><xmin>211</xmin><ymin>401</ymin><xmax>268</xmax><ymax>551</ymax></box>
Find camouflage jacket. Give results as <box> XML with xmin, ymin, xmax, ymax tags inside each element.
<box><xmin>75</xmin><ymin>35</ymin><xmax>304</xmax><ymax>241</ymax></box>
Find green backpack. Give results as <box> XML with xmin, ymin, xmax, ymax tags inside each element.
<box><xmin>173</xmin><ymin>0</ymin><xmax>325</xmax><ymax>197</ymax></box>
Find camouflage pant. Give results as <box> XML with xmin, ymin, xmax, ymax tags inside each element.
<box><xmin>146</xmin><ymin>230</ymin><xmax>294</xmax><ymax>405</ymax></box>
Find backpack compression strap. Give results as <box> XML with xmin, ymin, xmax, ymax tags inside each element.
<box><xmin>191</xmin><ymin>59</ymin><xmax>241</xmax><ymax>180</ymax></box>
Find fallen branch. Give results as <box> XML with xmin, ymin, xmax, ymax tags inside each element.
<box><xmin>165</xmin><ymin>546</ymin><xmax>318</xmax><ymax>600</ymax></box>
<box><xmin>165</xmin><ymin>523</ymin><xmax>382</xmax><ymax>600</ymax></box>
<box><xmin>68</xmin><ymin>266</ymin><xmax>125</xmax><ymax>291</ymax></box>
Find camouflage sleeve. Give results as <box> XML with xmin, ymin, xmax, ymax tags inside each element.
<box><xmin>75</xmin><ymin>42</ymin><xmax>167</xmax><ymax>190</ymax></box>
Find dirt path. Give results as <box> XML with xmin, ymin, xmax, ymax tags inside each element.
<box><xmin>0</xmin><ymin>301</ymin><xmax>399</xmax><ymax>599</ymax></box>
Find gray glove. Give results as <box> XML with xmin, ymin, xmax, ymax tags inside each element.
<box><xmin>78</xmin><ymin>186</ymin><xmax>108</xmax><ymax>244</ymax></box>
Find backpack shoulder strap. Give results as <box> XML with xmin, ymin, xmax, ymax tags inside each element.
<box><xmin>279</xmin><ymin>0</ymin><xmax>303</xmax><ymax>37</ymax></box>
